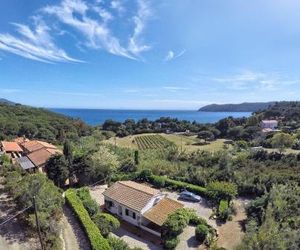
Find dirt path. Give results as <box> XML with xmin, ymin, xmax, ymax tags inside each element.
<box><xmin>0</xmin><ymin>180</ymin><xmax>37</xmax><ymax>250</ymax></box>
<box><xmin>60</xmin><ymin>205</ymin><xmax>90</xmax><ymax>250</ymax></box>
<box><xmin>216</xmin><ymin>198</ymin><xmax>248</xmax><ymax>250</ymax></box>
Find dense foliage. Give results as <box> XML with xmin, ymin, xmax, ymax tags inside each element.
<box><xmin>238</xmin><ymin>183</ymin><xmax>300</xmax><ymax>249</ymax></box>
<box><xmin>3</xmin><ymin>167</ymin><xmax>64</xmax><ymax>249</ymax></box>
<box><xmin>0</xmin><ymin>103</ymin><xmax>91</xmax><ymax>142</ymax></box>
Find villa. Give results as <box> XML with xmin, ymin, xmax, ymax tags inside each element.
<box><xmin>1</xmin><ymin>138</ymin><xmax>61</xmax><ymax>172</ymax></box>
<box><xmin>260</xmin><ymin>120</ymin><xmax>279</xmax><ymax>132</ymax></box>
<box><xmin>103</xmin><ymin>181</ymin><xmax>183</xmax><ymax>237</ymax></box>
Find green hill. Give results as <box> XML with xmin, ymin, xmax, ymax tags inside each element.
<box><xmin>199</xmin><ymin>102</ymin><xmax>275</xmax><ymax>112</ymax></box>
<box><xmin>0</xmin><ymin>103</ymin><xmax>91</xmax><ymax>142</ymax></box>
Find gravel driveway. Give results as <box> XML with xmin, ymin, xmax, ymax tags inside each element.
<box><xmin>165</xmin><ymin>191</ymin><xmax>216</xmax><ymax>228</ymax></box>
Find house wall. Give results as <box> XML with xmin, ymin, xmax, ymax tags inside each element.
<box><xmin>104</xmin><ymin>197</ymin><xmax>141</xmax><ymax>226</ymax></box>
<box><xmin>261</xmin><ymin>121</ymin><xmax>278</xmax><ymax>129</ymax></box>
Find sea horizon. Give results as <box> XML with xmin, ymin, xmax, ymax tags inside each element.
<box><xmin>50</xmin><ymin>108</ymin><xmax>251</xmax><ymax>126</ymax></box>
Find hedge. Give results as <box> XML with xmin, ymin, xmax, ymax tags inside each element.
<box><xmin>65</xmin><ymin>189</ymin><xmax>110</xmax><ymax>250</ymax></box>
<box><xmin>149</xmin><ymin>175</ymin><xmax>207</xmax><ymax>197</ymax></box>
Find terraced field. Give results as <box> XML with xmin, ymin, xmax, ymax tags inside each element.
<box><xmin>134</xmin><ymin>134</ymin><xmax>174</xmax><ymax>150</ymax></box>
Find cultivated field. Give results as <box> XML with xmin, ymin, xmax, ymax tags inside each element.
<box><xmin>134</xmin><ymin>135</ymin><xmax>174</xmax><ymax>150</ymax></box>
<box><xmin>106</xmin><ymin>133</ymin><xmax>230</xmax><ymax>152</ymax></box>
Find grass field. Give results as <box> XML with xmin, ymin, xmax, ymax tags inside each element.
<box><xmin>106</xmin><ymin>133</ymin><xmax>229</xmax><ymax>152</ymax></box>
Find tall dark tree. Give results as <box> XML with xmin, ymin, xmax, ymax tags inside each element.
<box><xmin>45</xmin><ymin>154</ymin><xmax>69</xmax><ymax>187</ymax></box>
<box><xmin>134</xmin><ymin>150</ymin><xmax>139</xmax><ymax>165</ymax></box>
<box><xmin>63</xmin><ymin>140</ymin><xmax>73</xmax><ymax>165</ymax></box>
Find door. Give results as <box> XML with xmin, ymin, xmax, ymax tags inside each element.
<box><xmin>118</xmin><ymin>205</ymin><xmax>123</xmax><ymax>216</ymax></box>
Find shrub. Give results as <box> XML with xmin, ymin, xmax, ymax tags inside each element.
<box><xmin>206</xmin><ymin>181</ymin><xmax>237</xmax><ymax>202</ymax></box>
<box><xmin>218</xmin><ymin>200</ymin><xmax>229</xmax><ymax>221</ymax></box>
<box><xmin>148</xmin><ymin>175</ymin><xmax>207</xmax><ymax>196</ymax></box>
<box><xmin>137</xmin><ymin>169</ymin><xmax>153</xmax><ymax>181</ymax></box>
<box><xmin>164</xmin><ymin>237</ymin><xmax>180</xmax><ymax>249</ymax></box>
<box><xmin>189</xmin><ymin>214</ymin><xmax>207</xmax><ymax>226</ymax></box>
<box><xmin>107</xmin><ymin>236</ymin><xmax>130</xmax><ymax>250</ymax></box>
<box><xmin>195</xmin><ymin>224</ymin><xmax>209</xmax><ymax>243</ymax></box>
<box><xmin>65</xmin><ymin>189</ymin><xmax>110</xmax><ymax>250</ymax></box>
<box><xmin>76</xmin><ymin>187</ymin><xmax>100</xmax><ymax>218</ymax></box>
<box><xmin>151</xmin><ymin>175</ymin><xmax>166</xmax><ymax>188</ymax></box>
<box><xmin>93</xmin><ymin>212</ymin><xmax>120</xmax><ymax>237</ymax></box>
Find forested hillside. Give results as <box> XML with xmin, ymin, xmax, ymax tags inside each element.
<box><xmin>0</xmin><ymin>103</ymin><xmax>91</xmax><ymax>142</ymax></box>
<box><xmin>199</xmin><ymin>102</ymin><xmax>275</xmax><ymax>112</ymax></box>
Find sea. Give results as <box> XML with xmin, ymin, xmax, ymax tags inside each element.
<box><xmin>50</xmin><ymin>109</ymin><xmax>251</xmax><ymax>126</ymax></box>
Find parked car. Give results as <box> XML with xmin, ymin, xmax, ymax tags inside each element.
<box><xmin>179</xmin><ymin>191</ymin><xmax>201</xmax><ymax>202</ymax></box>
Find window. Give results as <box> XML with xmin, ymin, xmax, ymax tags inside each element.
<box><xmin>105</xmin><ymin>200</ymin><xmax>113</xmax><ymax>208</ymax></box>
<box><xmin>125</xmin><ymin>209</ymin><xmax>129</xmax><ymax>216</ymax></box>
<box><xmin>132</xmin><ymin>212</ymin><xmax>136</xmax><ymax>219</ymax></box>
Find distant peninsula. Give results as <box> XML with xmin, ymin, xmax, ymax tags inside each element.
<box><xmin>199</xmin><ymin>102</ymin><xmax>275</xmax><ymax>112</ymax></box>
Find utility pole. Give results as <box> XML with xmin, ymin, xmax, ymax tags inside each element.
<box><xmin>33</xmin><ymin>196</ymin><xmax>45</xmax><ymax>250</ymax></box>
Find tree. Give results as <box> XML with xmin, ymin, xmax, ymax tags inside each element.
<box><xmin>271</xmin><ymin>132</ymin><xmax>294</xmax><ymax>153</ymax></box>
<box><xmin>86</xmin><ymin>146</ymin><xmax>119</xmax><ymax>183</ymax></box>
<box><xmin>198</xmin><ymin>131</ymin><xmax>214</xmax><ymax>142</ymax></box>
<box><xmin>5</xmin><ymin>172</ymin><xmax>63</xmax><ymax>249</ymax></box>
<box><xmin>206</xmin><ymin>181</ymin><xmax>238</xmax><ymax>202</ymax></box>
<box><xmin>63</xmin><ymin>140</ymin><xmax>73</xmax><ymax>165</ymax></box>
<box><xmin>195</xmin><ymin>224</ymin><xmax>209</xmax><ymax>243</ymax></box>
<box><xmin>134</xmin><ymin>150</ymin><xmax>139</xmax><ymax>165</ymax></box>
<box><xmin>45</xmin><ymin>154</ymin><xmax>69</xmax><ymax>187</ymax></box>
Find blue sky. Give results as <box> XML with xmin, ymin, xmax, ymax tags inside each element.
<box><xmin>1</xmin><ymin>0</ymin><xmax>300</xmax><ymax>109</ymax></box>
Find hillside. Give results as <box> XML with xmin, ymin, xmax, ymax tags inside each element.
<box><xmin>0</xmin><ymin>103</ymin><xmax>91</xmax><ymax>142</ymax></box>
<box><xmin>0</xmin><ymin>98</ymin><xmax>15</xmax><ymax>105</ymax></box>
<box><xmin>199</xmin><ymin>102</ymin><xmax>275</xmax><ymax>112</ymax></box>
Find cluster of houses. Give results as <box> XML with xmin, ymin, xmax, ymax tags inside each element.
<box><xmin>103</xmin><ymin>180</ymin><xmax>183</xmax><ymax>237</ymax></box>
<box><xmin>0</xmin><ymin>137</ymin><xmax>61</xmax><ymax>172</ymax></box>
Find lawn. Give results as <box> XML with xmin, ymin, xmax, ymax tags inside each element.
<box><xmin>105</xmin><ymin>133</ymin><xmax>229</xmax><ymax>152</ymax></box>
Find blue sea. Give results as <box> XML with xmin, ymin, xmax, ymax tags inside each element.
<box><xmin>50</xmin><ymin>109</ymin><xmax>251</xmax><ymax>126</ymax></box>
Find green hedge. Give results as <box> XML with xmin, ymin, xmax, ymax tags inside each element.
<box><xmin>149</xmin><ymin>175</ymin><xmax>207</xmax><ymax>197</ymax></box>
<box><xmin>65</xmin><ymin>189</ymin><xmax>110</xmax><ymax>250</ymax></box>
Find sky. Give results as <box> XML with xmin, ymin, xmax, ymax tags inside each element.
<box><xmin>1</xmin><ymin>0</ymin><xmax>300</xmax><ymax>109</ymax></box>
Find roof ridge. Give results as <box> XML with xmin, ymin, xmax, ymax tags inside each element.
<box><xmin>118</xmin><ymin>181</ymin><xmax>158</xmax><ymax>196</ymax></box>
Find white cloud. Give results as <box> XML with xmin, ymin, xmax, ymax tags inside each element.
<box><xmin>128</xmin><ymin>0</ymin><xmax>151</xmax><ymax>56</ymax></box>
<box><xmin>213</xmin><ymin>70</ymin><xmax>300</xmax><ymax>91</ymax></box>
<box><xmin>164</xmin><ymin>49</ymin><xmax>186</xmax><ymax>62</ymax></box>
<box><xmin>0</xmin><ymin>20</ymin><xmax>81</xmax><ymax>63</ymax></box>
<box><xmin>163</xmin><ymin>86</ymin><xmax>190</xmax><ymax>91</ymax></box>
<box><xmin>111</xmin><ymin>0</ymin><xmax>125</xmax><ymax>14</ymax></box>
<box><xmin>43</xmin><ymin>0</ymin><xmax>151</xmax><ymax>60</ymax></box>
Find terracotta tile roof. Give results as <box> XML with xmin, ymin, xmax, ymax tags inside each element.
<box><xmin>27</xmin><ymin>148</ymin><xmax>53</xmax><ymax>167</ymax></box>
<box><xmin>103</xmin><ymin>181</ymin><xmax>160</xmax><ymax>212</ymax></box>
<box><xmin>14</xmin><ymin>137</ymin><xmax>29</xmax><ymax>144</ymax></box>
<box><xmin>1</xmin><ymin>141</ymin><xmax>23</xmax><ymax>152</ymax></box>
<box><xmin>143</xmin><ymin>198</ymin><xmax>184</xmax><ymax>226</ymax></box>
<box><xmin>21</xmin><ymin>141</ymin><xmax>45</xmax><ymax>152</ymax></box>
<box><xmin>21</xmin><ymin>140</ymin><xmax>57</xmax><ymax>153</ymax></box>
<box><xmin>36</xmin><ymin>140</ymin><xmax>57</xmax><ymax>149</ymax></box>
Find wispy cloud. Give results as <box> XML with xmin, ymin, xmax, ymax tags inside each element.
<box><xmin>0</xmin><ymin>88</ymin><xmax>22</xmax><ymax>94</ymax></box>
<box><xmin>164</xmin><ymin>49</ymin><xmax>186</xmax><ymax>62</ymax></box>
<box><xmin>43</xmin><ymin>0</ymin><xmax>152</xmax><ymax>60</ymax></box>
<box><xmin>128</xmin><ymin>0</ymin><xmax>152</xmax><ymax>56</ymax></box>
<box><xmin>212</xmin><ymin>70</ymin><xmax>300</xmax><ymax>91</ymax></box>
<box><xmin>0</xmin><ymin>20</ymin><xmax>81</xmax><ymax>63</ymax></box>
<box><xmin>163</xmin><ymin>86</ymin><xmax>190</xmax><ymax>91</ymax></box>
<box><xmin>110</xmin><ymin>0</ymin><xmax>125</xmax><ymax>14</ymax></box>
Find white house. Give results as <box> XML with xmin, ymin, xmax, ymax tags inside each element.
<box><xmin>260</xmin><ymin>120</ymin><xmax>278</xmax><ymax>131</ymax></box>
<box><xmin>103</xmin><ymin>181</ymin><xmax>183</xmax><ymax>237</ymax></box>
